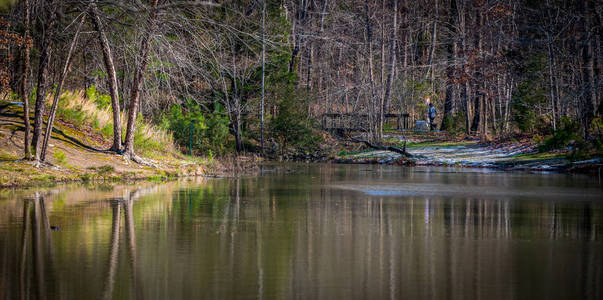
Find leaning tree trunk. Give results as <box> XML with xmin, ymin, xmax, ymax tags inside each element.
<box><xmin>40</xmin><ymin>13</ymin><xmax>86</xmax><ymax>162</ymax></box>
<box><xmin>91</xmin><ymin>2</ymin><xmax>122</xmax><ymax>152</ymax></box>
<box><xmin>123</xmin><ymin>0</ymin><xmax>160</xmax><ymax>159</ymax></box>
<box><xmin>19</xmin><ymin>0</ymin><xmax>32</xmax><ymax>159</ymax></box>
<box><xmin>31</xmin><ymin>0</ymin><xmax>58</xmax><ymax>162</ymax></box>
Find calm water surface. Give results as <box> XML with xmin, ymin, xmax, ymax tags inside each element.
<box><xmin>0</xmin><ymin>164</ymin><xmax>602</xmax><ymax>299</ymax></box>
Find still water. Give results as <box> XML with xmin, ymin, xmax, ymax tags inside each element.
<box><xmin>0</xmin><ymin>164</ymin><xmax>602</xmax><ymax>299</ymax></box>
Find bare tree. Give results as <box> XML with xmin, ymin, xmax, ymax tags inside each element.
<box><xmin>123</xmin><ymin>0</ymin><xmax>160</xmax><ymax>160</ymax></box>
<box><xmin>31</xmin><ymin>0</ymin><xmax>58</xmax><ymax>162</ymax></box>
<box><xmin>40</xmin><ymin>11</ymin><xmax>87</xmax><ymax>162</ymax></box>
<box><xmin>91</xmin><ymin>1</ymin><xmax>122</xmax><ymax>152</ymax></box>
<box><xmin>18</xmin><ymin>0</ymin><xmax>31</xmax><ymax>159</ymax></box>
<box><xmin>379</xmin><ymin>0</ymin><xmax>397</xmax><ymax>139</ymax></box>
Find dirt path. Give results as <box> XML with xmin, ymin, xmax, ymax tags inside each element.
<box><xmin>408</xmin><ymin>143</ymin><xmax>537</xmax><ymax>166</ymax></box>
<box><xmin>339</xmin><ymin>139</ymin><xmax>603</xmax><ymax>172</ymax></box>
<box><xmin>347</xmin><ymin>142</ymin><xmax>532</xmax><ymax>164</ymax></box>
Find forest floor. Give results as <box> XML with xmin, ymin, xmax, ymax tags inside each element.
<box><xmin>0</xmin><ymin>101</ymin><xmax>259</xmax><ymax>188</ymax></box>
<box><xmin>332</xmin><ymin>131</ymin><xmax>603</xmax><ymax>173</ymax></box>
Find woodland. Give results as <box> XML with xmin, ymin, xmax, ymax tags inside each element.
<box><xmin>0</xmin><ymin>0</ymin><xmax>601</xmax><ymax>163</ymax></box>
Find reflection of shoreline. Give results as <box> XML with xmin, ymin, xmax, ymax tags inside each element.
<box><xmin>4</xmin><ymin>171</ymin><xmax>601</xmax><ymax>299</ymax></box>
<box><xmin>14</xmin><ymin>185</ymin><xmax>157</xmax><ymax>300</ymax></box>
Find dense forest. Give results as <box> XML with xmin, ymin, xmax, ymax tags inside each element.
<box><xmin>0</xmin><ymin>0</ymin><xmax>601</xmax><ymax>162</ymax></box>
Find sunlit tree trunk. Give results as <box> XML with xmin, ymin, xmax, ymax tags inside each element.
<box><xmin>91</xmin><ymin>2</ymin><xmax>122</xmax><ymax>152</ymax></box>
<box><xmin>31</xmin><ymin>0</ymin><xmax>58</xmax><ymax>163</ymax></box>
<box><xmin>123</xmin><ymin>0</ymin><xmax>160</xmax><ymax>158</ymax></box>
<box><xmin>19</xmin><ymin>0</ymin><xmax>32</xmax><ymax>159</ymax></box>
<box><xmin>41</xmin><ymin>13</ymin><xmax>86</xmax><ymax>162</ymax></box>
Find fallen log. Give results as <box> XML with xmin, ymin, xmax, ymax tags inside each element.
<box><xmin>349</xmin><ymin>137</ymin><xmax>413</xmax><ymax>157</ymax></box>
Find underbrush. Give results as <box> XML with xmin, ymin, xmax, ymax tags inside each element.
<box><xmin>538</xmin><ymin>117</ymin><xmax>603</xmax><ymax>160</ymax></box>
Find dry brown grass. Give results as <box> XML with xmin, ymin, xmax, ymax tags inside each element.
<box><xmin>57</xmin><ymin>91</ymin><xmax>176</xmax><ymax>157</ymax></box>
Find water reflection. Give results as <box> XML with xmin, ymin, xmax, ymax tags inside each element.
<box><xmin>101</xmin><ymin>199</ymin><xmax>120</xmax><ymax>300</ymax></box>
<box><xmin>0</xmin><ymin>165</ymin><xmax>601</xmax><ymax>299</ymax></box>
<box><xmin>102</xmin><ymin>189</ymin><xmax>144</xmax><ymax>300</ymax></box>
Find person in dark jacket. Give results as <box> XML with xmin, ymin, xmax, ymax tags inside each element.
<box><xmin>428</xmin><ymin>102</ymin><xmax>437</xmax><ymax>131</ymax></box>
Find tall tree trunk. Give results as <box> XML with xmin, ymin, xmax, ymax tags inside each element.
<box><xmin>40</xmin><ymin>13</ymin><xmax>86</xmax><ymax>162</ymax></box>
<box><xmin>19</xmin><ymin>0</ymin><xmax>32</xmax><ymax>159</ymax></box>
<box><xmin>380</xmin><ymin>0</ymin><xmax>398</xmax><ymax>139</ymax></box>
<box><xmin>441</xmin><ymin>0</ymin><xmax>457</xmax><ymax>131</ymax></box>
<box><xmin>460</xmin><ymin>0</ymin><xmax>471</xmax><ymax>134</ymax></box>
<box><xmin>289</xmin><ymin>0</ymin><xmax>307</xmax><ymax>74</ymax></box>
<box><xmin>364</xmin><ymin>0</ymin><xmax>377</xmax><ymax>141</ymax></box>
<box><xmin>380</xmin><ymin>0</ymin><xmax>386</xmax><ymax>104</ymax></box>
<box><xmin>235</xmin><ymin>110</ymin><xmax>242</xmax><ymax>152</ymax></box>
<box><xmin>480</xmin><ymin>13</ymin><xmax>488</xmax><ymax>140</ymax></box>
<box><xmin>123</xmin><ymin>0</ymin><xmax>160</xmax><ymax>158</ymax></box>
<box><xmin>426</xmin><ymin>0</ymin><xmax>438</xmax><ymax>84</ymax></box>
<box><xmin>31</xmin><ymin>0</ymin><xmax>58</xmax><ymax>162</ymax></box>
<box><xmin>91</xmin><ymin>2</ymin><xmax>122</xmax><ymax>152</ymax></box>
<box><xmin>289</xmin><ymin>18</ymin><xmax>299</xmax><ymax>73</ymax></box>
<box><xmin>306</xmin><ymin>41</ymin><xmax>313</xmax><ymax>91</ymax></box>
<box><xmin>260</xmin><ymin>0</ymin><xmax>265</xmax><ymax>155</ymax></box>
<box><xmin>580</xmin><ymin>0</ymin><xmax>595</xmax><ymax>138</ymax></box>
<box><xmin>547</xmin><ymin>36</ymin><xmax>557</xmax><ymax>132</ymax></box>
<box><xmin>400</xmin><ymin>1</ymin><xmax>408</xmax><ymax>120</ymax></box>
<box><xmin>317</xmin><ymin>0</ymin><xmax>328</xmax><ymax>107</ymax></box>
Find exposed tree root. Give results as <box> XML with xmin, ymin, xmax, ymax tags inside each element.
<box><xmin>123</xmin><ymin>152</ymin><xmax>159</xmax><ymax>168</ymax></box>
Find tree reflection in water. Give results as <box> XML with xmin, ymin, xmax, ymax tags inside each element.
<box><xmin>14</xmin><ymin>188</ymin><xmax>145</xmax><ymax>300</ymax></box>
<box><xmin>1</xmin><ymin>166</ymin><xmax>601</xmax><ymax>300</ymax></box>
<box><xmin>102</xmin><ymin>188</ymin><xmax>144</xmax><ymax>300</ymax></box>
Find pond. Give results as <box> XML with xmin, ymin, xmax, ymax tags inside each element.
<box><xmin>0</xmin><ymin>164</ymin><xmax>601</xmax><ymax>299</ymax></box>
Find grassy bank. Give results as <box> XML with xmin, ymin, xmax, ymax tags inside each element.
<box><xmin>0</xmin><ymin>91</ymin><xmax>232</xmax><ymax>188</ymax></box>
